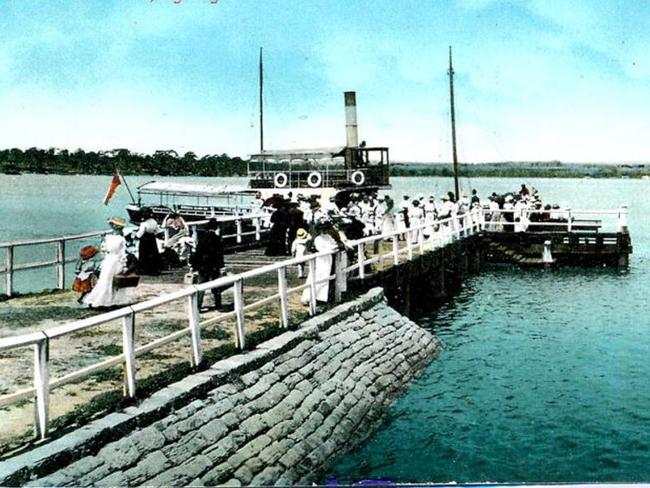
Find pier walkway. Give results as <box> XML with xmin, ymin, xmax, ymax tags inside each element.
<box><xmin>0</xmin><ymin>206</ymin><xmax>631</xmax><ymax>453</ymax></box>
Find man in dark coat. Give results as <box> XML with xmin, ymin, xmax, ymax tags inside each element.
<box><xmin>190</xmin><ymin>219</ymin><xmax>225</xmax><ymax>310</ymax></box>
<box><xmin>266</xmin><ymin>203</ymin><xmax>290</xmax><ymax>256</ymax></box>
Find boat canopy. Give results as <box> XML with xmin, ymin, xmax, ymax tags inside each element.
<box><xmin>137</xmin><ymin>181</ymin><xmax>256</xmax><ymax>198</ymax></box>
<box><xmin>249</xmin><ymin>146</ymin><xmax>346</xmax><ymax>165</ymax></box>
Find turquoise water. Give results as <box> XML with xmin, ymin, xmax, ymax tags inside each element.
<box><xmin>2</xmin><ymin>175</ymin><xmax>650</xmax><ymax>482</ymax></box>
<box><xmin>326</xmin><ymin>179</ymin><xmax>650</xmax><ymax>483</ymax></box>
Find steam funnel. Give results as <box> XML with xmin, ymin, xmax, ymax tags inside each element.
<box><xmin>344</xmin><ymin>91</ymin><xmax>359</xmax><ymax>148</ymax></box>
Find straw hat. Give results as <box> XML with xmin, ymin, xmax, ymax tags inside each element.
<box><xmin>107</xmin><ymin>216</ymin><xmax>127</xmax><ymax>228</ymax></box>
<box><xmin>296</xmin><ymin>228</ymin><xmax>308</xmax><ymax>239</ymax></box>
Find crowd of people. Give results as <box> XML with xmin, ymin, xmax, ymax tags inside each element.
<box><xmin>72</xmin><ymin>210</ymin><xmax>213</xmax><ymax>310</ymax></box>
<box><xmin>73</xmin><ymin>183</ymin><xmax>559</xmax><ymax>310</ymax></box>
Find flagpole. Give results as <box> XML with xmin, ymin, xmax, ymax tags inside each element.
<box><xmin>114</xmin><ymin>165</ymin><xmax>136</xmax><ymax>203</ymax></box>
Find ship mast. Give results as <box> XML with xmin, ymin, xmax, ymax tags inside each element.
<box><xmin>448</xmin><ymin>45</ymin><xmax>460</xmax><ymax>200</ymax></box>
<box><xmin>259</xmin><ymin>47</ymin><xmax>264</xmax><ymax>153</ymax></box>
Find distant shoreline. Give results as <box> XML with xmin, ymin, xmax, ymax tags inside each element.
<box><xmin>1</xmin><ymin>147</ymin><xmax>649</xmax><ymax>178</ymax></box>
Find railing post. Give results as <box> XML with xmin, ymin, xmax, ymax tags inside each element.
<box><xmin>233</xmin><ymin>279</ymin><xmax>246</xmax><ymax>349</ymax></box>
<box><xmin>333</xmin><ymin>251</ymin><xmax>345</xmax><ymax>304</ymax></box>
<box><xmin>235</xmin><ymin>218</ymin><xmax>243</xmax><ymax>244</ymax></box>
<box><xmin>357</xmin><ymin>243</ymin><xmax>366</xmax><ymax>279</ymax></box>
<box><xmin>4</xmin><ymin>245</ymin><xmax>14</xmax><ymax>297</ymax></box>
<box><xmin>567</xmin><ymin>208</ymin><xmax>573</xmax><ymax>233</ymax></box>
<box><xmin>277</xmin><ymin>267</ymin><xmax>289</xmax><ymax>327</ymax></box>
<box><xmin>187</xmin><ymin>292</ymin><xmax>202</xmax><ymax>366</ymax></box>
<box><xmin>618</xmin><ymin>205</ymin><xmax>628</xmax><ymax>233</ymax></box>
<box><xmin>417</xmin><ymin>227</ymin><xmax>424</xmax><ymax>254</ymax></box>
<box><xmin>34</xmin><ymin>336</ymin><xmax>49</xmax><ymax>440</ymax></box>
<box><xmin>254</xmin><ymin>217</ymin><xmax>261</xmax><ymax>241</ymax></box>
<box><xmin>392</xmin><ymin>235</ymin><xmax>399</xmax><ymax>265</ymax></box>
<box><xmin>405</xmin><ymin>230</ymin><xmax>413</xmax><ymax>261</ymax></box>
<box><xmin>191</xmin><ymin>224</ymin><xmax>199</xmax><ymax>248</ymax></box>
<box><xmin>542</xmin><ymin>240</ymin><xmax>554</xmax><ymax>266</ymax></box>
<box><xmin>308</xmin><ymin>258</ymin><xmax>317</xmax><ymax>316</ymax></box>
<box><xmin>122</xmin><ymin>310</ymin><xmax>137</xmax><ymax>397</ymax></box>
<box><xmin>55</xmin><ymin>240</ymin><xmax>65</xmax><ymax>290</ymax></box>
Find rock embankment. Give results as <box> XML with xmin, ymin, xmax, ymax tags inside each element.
<box><xmin>1</xmin><ymin>288</ymin><xmax>440</xmax><ymax>486</ymax></box>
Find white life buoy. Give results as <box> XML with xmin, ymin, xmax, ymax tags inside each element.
<box><xmin>307</xmin><ymin>171</ymin><xmax>322</xmax><ymax>188</ymax></box>
<box><xmin>274</xmin><ymin>172</ymin><xmax>288</xmax><ymax>188</ymax></box>
<box><xmin>351</xmin><ymin>170</ymin><xmax>365</xmax><ymax>186</ymax></box>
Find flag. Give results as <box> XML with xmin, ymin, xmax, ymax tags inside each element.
<box><xmin>103</xmin><ymin>170</ymin><xmax>122</xmax><ymax>205</ymax></box>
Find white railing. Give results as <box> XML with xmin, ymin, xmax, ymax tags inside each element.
<box><xmin>0</xmin><ymin>208</ymin><xmax>485</xmax><ymax>440</ymax></box>
<box><xmin>0</xmin><ymin>213</ymin><xmax>270</xmax><ymax>297</ymax></box>
<box><xmin>481</xmin><ymin>206</ymin><xmax>628</xmax><ymax>234</ymax></box>
<box><xmin>0</xmin><ymin>230</ymin><xmax>111</xmax><ymax>298</ymax></box>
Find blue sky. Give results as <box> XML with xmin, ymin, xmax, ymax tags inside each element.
<box><xmin>1</xmin><ymin>0</ymin><xmax>649</xmax><ymax>162</ymax></box>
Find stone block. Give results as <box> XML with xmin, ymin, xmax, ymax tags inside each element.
<box><xmin>280</xmin><ymin>371</ymin><xmax>302</xmax><ymax>388</ymax></box>
<box><xmin>258</xmin><ymin>438</ymin><xmax>293</xmax><ymax>466</ymax></box>
<box><xmin>240</xmin><ymin>414</ymin><xmax>266</xmax><ymax>438</ymax></box>
<box><xmin>145</xmin><ymin>455</ymin><xmax>210</xmax><ymax>487</ymax></box>
<box><xmin>257</xmin><ymin>382</ymin><xmax>290</xmax><ymax>410</ymax></box>
<box><xmin>203</xmin><ymin>433</ymin><xmax>237</xmax><ymax>464</ymax></box>
<box><xmin>260</xmin><ymin>400</ymin><xmax>290</xmax><ymax>429</ymax></box>
<box><xmin>283</xmin><ymin>388</ymin><xmax>306</xmax><ymax>409</ymax></box>
<box><xmin>250</xmin><ymin>466</ymin><xmax>284</xmax><ymax>486</ymax></box>
<box><xmin>161</xmin><ymin>430</ymin><xmax>207</xmax><ymax>465</ymax></box>
<box><xmin>201</xmin><ymin>418</ymin><xmax>229</xmax><ymax>444</ymax></box>
<box><xmin>97</xmin><ymin>436</ymin><xmax>141</xmax><ymax>470</ymax></box>
<box><xmin>202</xmin><ymin>396</ymin><xmax>235</xmax><ymax>419</ymax></box>
<box><xmin>233</xmin><ymin>465</ymin><xmax>254</xmax><ymax>486</ymax></box>
<box><xmin>201</xmin><ymin>462</ymin><xmax>234</xmax><ymax>486</ymax></box>
<box><xmin>124</xmin><ymin>451</ymin><xmax>171</xmax><ymax>485</ymax></box>
<box><xmin>94</xmin><ymin>470</ymin><xmax>127</xmax><ymax>487</ymax></box>
<box><xmin>226</xmin><ymin>434</ymin><xmax>272</xmax><ymax>470</ymax></box>
<box><xmin>240</xmin><ymin>370</ymin><xmax>260</xmax><ymax>387</ymax></box>
<box><xmin>301</xmin><ymin>389</ymin><xmax>326</xmax><ymax>413</ymax></box>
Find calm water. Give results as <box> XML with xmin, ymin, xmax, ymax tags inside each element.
<box><xmin>327</xmin><ymin>178</ymin><xmax>650</xmax><ymax>483</ymax></box>
<box><xmin>1</xmin><ymin>175</ymin><xmax>649</xmax><ymax>482</ymax></box>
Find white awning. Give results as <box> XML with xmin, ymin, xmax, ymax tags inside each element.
<box><xmin>249</xmin><ymin>146</ymin><xmax>346</xmax><ymax>164</ymax></box>
<box><xmin>137</xmin><ymin>181</ymin><xmax>255</xmax><ymax>198</ymax></box>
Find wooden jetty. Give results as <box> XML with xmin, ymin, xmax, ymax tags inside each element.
<box><xmin>0</xmin><ymin>206</ymin><xmax>632</xmax><ymax>445</ymax></box>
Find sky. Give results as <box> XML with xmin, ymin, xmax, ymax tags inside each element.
<box><xmin>1</xmin><ymin>0</ymin><xmax>649</xmax><ymax>163</ymax></box>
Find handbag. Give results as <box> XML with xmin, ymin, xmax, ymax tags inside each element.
<box><xmin>184</xmin><ymin>271</ymin><xmax>200</xmax><ymax>285</ymax></box>
<box><xmin>114</xmin><ymin>273</ymin><xmax>140</xmax><ymax>288</ymax></box>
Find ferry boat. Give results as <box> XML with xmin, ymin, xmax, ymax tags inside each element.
<box><xmin>126</xmin><ymin>90</ymin><xmax>390</xmax><ymax>223</ymax></box>
<box><xmin>125</xmin><ymin>181</ymin><xmax>261</xmax><ymax>224</ymax></box>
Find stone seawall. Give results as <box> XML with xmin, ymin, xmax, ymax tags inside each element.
<box><xmin>1</xmin><ymin>288</ymin><xmax>440</xmax><ymax>486</ymax></box>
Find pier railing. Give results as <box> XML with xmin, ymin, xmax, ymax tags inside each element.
<box><xmin>0</xmin><ymin>208</ymin><xmax>485</xmax><ymax>440</ymax></box>
<box><xmin>0</xmin><ymin>213</ymin><xmax>270</xmax><ymax>297</ymax></box>
<box><xmin>482</xmin><ymin>206</ymin><xmax>628</xmax><ymax>234</ymax></box>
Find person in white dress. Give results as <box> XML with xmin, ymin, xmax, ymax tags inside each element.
<box><xmin>83</xmin><ymin>218</ymin><xmax>131</xmax><ymax>308</ymax></box>
<box><xmin>291</xmin><ymin>228</ymin><xmax>311</xmax><ymax>278</ymax></box>
<box><xmin>380</xmin><ymin>195</ymin><xmax>395</xmax><ymax>237</ymax></box>
<box><xmin>409</xmin><ymin>199</ymin><xmax>425</xmax><ymax>242</ymax></box>
<box><xmin>301</xmin><ymin>222</ymin><xmax>343</xmax><ymax>305</ymax></box>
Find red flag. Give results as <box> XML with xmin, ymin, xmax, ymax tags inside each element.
<box><xmin>103</xmin><ymin>170</ymin><xmax>122</xmax><ymax>205</ymax></box>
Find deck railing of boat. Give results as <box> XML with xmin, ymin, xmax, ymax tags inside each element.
<box><xmin>249</xmin><ymin>167</ymin><xmax>388</xmax><ymax>188</ymax></box>
<box><xmin>0</xmin><ymin>213</ymin><xmax>271</xmax><ymax>298</ymax></box>
<box><xmin>0</xmin><ymin>206</ymin><xmax>628</xmax><ymax>440</ymax></box>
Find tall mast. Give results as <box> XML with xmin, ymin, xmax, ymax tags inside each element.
<box><xmin>259</xmin><ymin>46</ymin><xmax>264</xmax><ymax>153</ymax></box>
<box><xmin>448</xmin><ymin>45</ymin><xmax>460</xmax><ymax>200</ymax></box>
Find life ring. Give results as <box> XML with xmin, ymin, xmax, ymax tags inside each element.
<box><xmin>274</xmin><ymin>172</ymin><xmax>288</xmax><ymax>188</ymax></box>
<box><xmin>307</xmin><ymin>171</ymin><xmax>322</xmax><ymax>188</ymax></box>
<box><xmin>351</xmin><ymin>170</ymin><xmax>365</xmax><ymax>186</ymax></box>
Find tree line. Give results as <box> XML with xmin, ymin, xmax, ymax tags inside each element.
<box><xmin>0</xmin><ymin>148</ymin><xmax>248</xmax><ymax>176</ymax></box>
<box><xmin>1</xmin><ymin>147</ymin><xmax>648</xmax><ymax>178</ymax></box>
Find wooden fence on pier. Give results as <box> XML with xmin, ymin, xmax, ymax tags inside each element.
<box><xmin>0</xmin><ymin>206</ymin><xmax>629</xmax><ymax>440</ymax></box>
